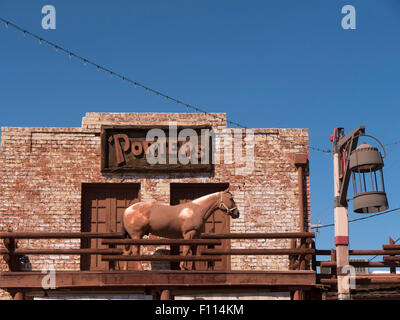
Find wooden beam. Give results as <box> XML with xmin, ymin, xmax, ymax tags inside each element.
<box><xmin>382</xmin><ymin>244</ymin><xmax>400</xmax><ymax>250</ymax></box>
<box><xmin>200</xmin><ymin>232</ymin><xmax>315</xmax><ymax>239</ymax></box>
<box><xmin>349</xmin><ymin>250</ymin><xmax>400</xmax><ymax>255</ymax></box>
<box><xmin>320</xmin><ymin>274</ymin><xmax>400</xmax><ymax>285</ymax></box>
<box><xmin>101</xmin><ymin>255</ymin><xmax>222</xmax><ymax>262</ymax></box>
<box><xmin>0</xmin><ymin>232</ymin><xmax>124</xmax><ymax>239</ymax></box>
<box><xmin>315</xmin><ymin>250</ymin><xmax>332</xmax><ymax>255</ymax></box>
<box><xmin>102</xmin><ymin>239</ymin><xmax>221</xmax><ymax>246</ymax></box>
<box><xmin>0</xmin><ymin>270</ymin><xmax>316</xmax><ymax>289</ymax></box>
<box><xmin>0</xmin><ymin>231</ymin><xmax>315</xmax><ymax>240</ymax></box>
<box><xmin>318</xmin><ymin>261</ymin><xmax>400</xmax><ymax>268</ymax></box>
<box><xmin>383</xmin><ymin>256</ymin><xmax>400</xmax><ymax>262</ymax></box>
<box><xmin>201</xmin><ymin>249</ymin><xmax>315</xmax><ymax>255</ymax></box>
<box><xmin>13</xmin><ymin>248</ymin><xmax>123</xmax><ymax>255</ymax></box>
<box><xmin>318</xmin><ymin>249</ymin><xmax>400</xmax><ymax>256</ymax></box>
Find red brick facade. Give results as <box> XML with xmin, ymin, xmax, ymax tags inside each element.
<box><xmin>0</xmin><ymin>112</ymin><xmax>309</xmax><ymax>299</ymax></box>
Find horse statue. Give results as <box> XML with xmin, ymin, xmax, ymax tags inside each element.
<box><xmin>121</xmin><ymin>188</ymin><xmax>240</xmax><ymax>270</ymax></box>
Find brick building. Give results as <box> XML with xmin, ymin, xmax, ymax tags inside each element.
<box><xmin>0</xmin><ymin>112</ymin><xmax>310</xmax><ymax>300</ymax></box>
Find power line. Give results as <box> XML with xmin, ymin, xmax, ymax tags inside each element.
<box><xmin>311</xmin><ymin>207</ymin><xmax>400</xmax><ymax>230</ymax></box>
<box><xmin>368</xmin><ymin>236</ymin><xmax>400</xmax><ymax>262</ymax></box>
<box><xmin>0</xmin><ymin>17</ymin><xmax>246</xmax><ymax>129</ymax></box>
<box><xmin>0</xmin><ymin>17</ymin><xmax>338</xmax><ymax>154</ymax></box>
<box><xmin>309</xmin><ymin>136</ymin><xmax>400</xmax><ymax>154</ymax></box>
<box><xmin>309</xmin><ymin>146</ymin><xmax>331</xmax><ymax>154</ymax></box>
<box><xmin>385</xmin><ymin>141</ymin><xmax>400</xmax><ymax>148</ymax></box>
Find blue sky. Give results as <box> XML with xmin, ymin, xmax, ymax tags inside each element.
<box><xmin>0</xmin><ymin>1</ymin><xmax>399</xmax><ymax>255</ymax></box>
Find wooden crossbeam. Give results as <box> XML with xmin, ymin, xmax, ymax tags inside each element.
<box><xmin>200</xmin><ymin>232</ymin><xmax>315</xmax><ymax>239</ymax></box>
<box><xmin>201</xmin><ymin>249</ymin><xmax>315</xmax><ymax>255</ymax></box>
<box><xmin>101</xmin><ymin>255</ymin><xmax>222</xmax><ymax>262</ymax></box>
<box><xmin>0</xmin><ymin>232</ymin><xmax>124</xmax><ymax>239</ymax></box>
<box><xmin>102</xmin><ymin>239</ymin><xmax>221</xmax><ymax>246</ymax></box>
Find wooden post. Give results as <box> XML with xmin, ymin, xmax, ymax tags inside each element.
<box><xmin>108</xmin><ymin>243</ymin><xmax>116</xmax><ymax>271</ymax></box>
<box><xmin>13</xmin><ymin>292</ymin><xmax>25</xmax><ymax>300</ymax></box>
<box><xmin>309</xmin><ymin>239</ymin><xmax>317</xmax><ymax>271</ymax></box>
<box><xmin>293</xmin><ymin>289</ymin><xmax>305</xmax><ymax>300</ymax></box>
<box><xmin>289</xmin><ymin>239</ymin><xmax>296</xmax><ymax>270</ymax></box>
<box><xmin>160</xmin><ymin>289</ymin><xmax>172</xmax><ymax>300</ymax></box>
<box><xmin>330</xmin><ymin>249</ymin><xmax>337</xmax><ymax>279</ymax></box>
<box><xmin>297</xmin><ymin>164</ymin><xmax>305</xmax><ymax>233</ymax></box>
<box><xmin>293</xmin><ymin>154</ymin><xmax>308</xmax><ymax>301</ymax></box>
<box><xmin>294</xmin><ymin>241</ymin><xmax>306</xmax><ymax>300</ymax></box>
<box><xmin>293</xmin><ymin>154</ymin><xmax>308</xmax><ymax>235</ymax></box>
<box><xmin>151</xmin><ymin>290</ymin><xmax>160</xmax><ymax>300</ymax></box>
<box><xmin>289</xmin><ymin>240</ymin><xmax>296</xmax><ymax>299</ymax></box>
<box><xmin>299</xmin><ymin>242</ymin><xmax>307</xmax><ymax>270</ymax></box>
<box><xmin>389</xmin><ymin>237</ymin><xmax>396</xmax><ymax>274</ymax></box>
<box><xmin>170</xmin><ymin>245</ymin><xmax>180</xmax><ymax>270</ymax></box>
<box><xmin>3</xmin><ymin>237</ymin><xmax>17</xmax><ymax>271</ymax></box>
<box><xmin>333</xmin><ymin>151</ymin><xmax>350</xmax><ymax>300</ymax></box>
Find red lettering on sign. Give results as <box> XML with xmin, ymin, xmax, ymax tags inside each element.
<box><xmin>109</xmin><ymin>134</ymin><xmax>130</xmax><ymax>165</ymax></box>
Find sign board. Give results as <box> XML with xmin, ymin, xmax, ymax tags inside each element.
<box><xmin>101</xmin><ymin>125</ymin><xmax>214</xmax><ymax>173</ymax></box>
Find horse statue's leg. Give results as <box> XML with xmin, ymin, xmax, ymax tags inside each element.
<box><xmin>121</xmin><ymin>231</ymin><xmax>144</xmax><ymax>271</ymax></box>
<box><xmin>180</xmin><ymin>230</ymin><xmax>197</xmax><ymax>270</ymax></box>
<box><xmin>122</xmin><ymin>243</ymin><xmax>132</xmax><ymax>271</ymax></box>
<box><xmin>122</xmin><ymin>204</ymin><xmax>150</xmax><ymax>271</ymax></box>
<box><xmin>130</xmin><ymin>232</ymin><xmax>144</xmax><ymax>271</ymax></box>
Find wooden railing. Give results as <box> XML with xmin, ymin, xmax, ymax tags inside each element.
<box><xmin>0</xmin><ymin>231</ymin><xmax>315</xmax><ymax>272</ymax></box>
<box><xmin>315</xmin><ymin>237</ymin><xmax>400</xmax><ymax>286</ymax></box>
<box><xmin>4</xmin><ymin>231</ymin><xmax>400</xmax><ymax>299</ymax></box>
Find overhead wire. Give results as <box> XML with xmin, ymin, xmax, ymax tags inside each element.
<box><xmin>4</xmin><ymin>17</ymin><xmax>400</xmax><ymax>153</ymax></box>
<box><xmin>0</xmin><ymin>16</ymin><xmax>335</xmax><ymax>154</ymax></box>
<box><xmin>3</xmin><ymin>16</ymin><xmax>400</xmax><ymax>236</ymax></box>
<box><xmin>311</xmin><ymin>207</ymin><xmax>400</xmax><ymax>230</ymax></box>
<box><xmin>368</xmin><ymin>236</ymin><xmax>400</xmax><ymax>262</ymax></box>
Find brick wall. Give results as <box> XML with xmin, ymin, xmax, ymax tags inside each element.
<box><xmin>0</xmin><ymin>112</ymin><xmax>309</xmax><ymax>299</ymax></box>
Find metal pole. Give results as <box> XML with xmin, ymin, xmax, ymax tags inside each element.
<box><xmin>333</xmin><ymin>150</ymin><xmax>351</xmax><ymax>300</ymax></box>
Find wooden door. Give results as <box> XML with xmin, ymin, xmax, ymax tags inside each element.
<box><xmin>81</xmin><ymin>183</ymin><xmax>140</xmax><ymax>270</ymax></box>
<box><xmin>170</xmin><ymin>183</ymin><xmax>230</xmax><ymax>271</ymax></box>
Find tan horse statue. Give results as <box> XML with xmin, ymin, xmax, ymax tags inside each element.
<box><xmin>121</xmin><ymin>188</ymin><xmax>240</xmax><ymax>270</ymax></box>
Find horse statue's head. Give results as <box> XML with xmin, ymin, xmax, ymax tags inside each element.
<box><xmin>219</xmin><ymin>189</ymin><xmax>240</xmax><ymax>219</ymax></box>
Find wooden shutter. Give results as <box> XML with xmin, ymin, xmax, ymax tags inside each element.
<box><xmin>170</xmin><ymin>183</ymin><xmax>230</xmax><ymax>271</ymax></box>
<box><xmin>81</xmin><ymin>183</ymin><xmax>140</xmax><ymax>270</ymax></box>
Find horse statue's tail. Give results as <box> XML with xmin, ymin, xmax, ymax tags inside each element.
<box><xmin>120</xmin><ymin>214</ymin><xmax>130</xmax><ymax>239</ymax></box>
<box><xmin>119</xmin><ymin>213</ymin><xmax>131</xmax><ymax>271</ymax></box>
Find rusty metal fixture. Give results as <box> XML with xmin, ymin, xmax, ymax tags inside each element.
<box><xmin>349</xmin><ymin>142</ymin><xmax>388</xmax><ymax>213</ymax></box>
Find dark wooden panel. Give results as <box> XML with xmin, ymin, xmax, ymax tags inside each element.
<box><xmin>81</xmin><ymin>183</ymin><xmax>140</xmax><ymax>271</ymax></box>
<box><xmin>170</xmin><ymin>183</ymin><xmax>230</xmax><ymax>271</ymax></box>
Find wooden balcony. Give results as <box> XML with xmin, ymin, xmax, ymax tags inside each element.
<box><xmin>0</xmin><ymin>231</ymin><xmax>316</xmax><ymax>299</ymax></box>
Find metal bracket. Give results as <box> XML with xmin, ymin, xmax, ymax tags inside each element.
<box><xmin>332</xmin><ymin>126</ymin><xmax>366</xmax><ymax>207</ymax></box>
<box><xmin>334</xmin><ymin>196</ymin><xmax>347</xmax><ymax>208</ymax></box>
